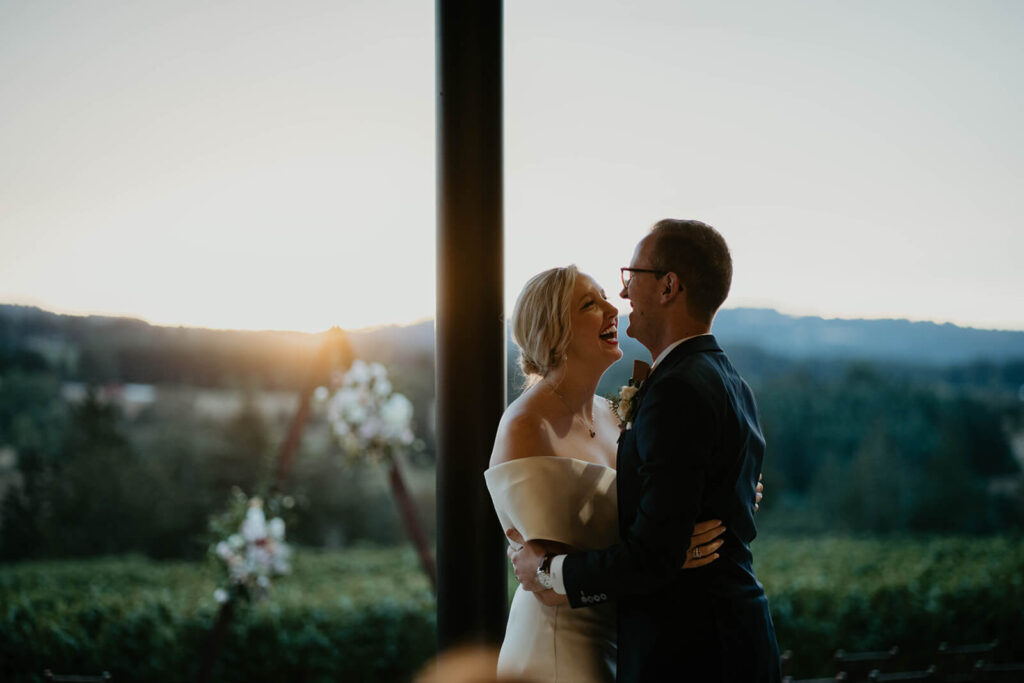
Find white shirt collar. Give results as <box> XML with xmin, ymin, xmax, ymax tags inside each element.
<box><xmin>651</xmin><ymin>333</ymin><xmax>712</xmax><ymax>369</ymax></box>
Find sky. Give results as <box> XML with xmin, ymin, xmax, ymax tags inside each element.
<box><xmin>1</xmin><ymin>0</ymin><xmax>1022</xmax><ymax>332</ymax></box>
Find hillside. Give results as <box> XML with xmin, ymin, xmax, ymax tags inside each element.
<box><xmin>2</xmin><ymin>304</ymin><xmax>1022</xmax><ymax>393</ymax></box>
<box><xmin>349</xmin><ymin>308</ymin><xmax>1024</xmax><ymax>365</ymax></box>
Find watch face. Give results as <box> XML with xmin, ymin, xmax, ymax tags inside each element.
<box><xmin>536</xmin><ymin>565</ymin><xmax>554</xmax><ymax>590</ymax></box>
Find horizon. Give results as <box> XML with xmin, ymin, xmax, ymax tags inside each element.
<box><xmin>5</xmin><ymin>300</ymin><xmax>1023</xmax><ymax>337</ymax></box>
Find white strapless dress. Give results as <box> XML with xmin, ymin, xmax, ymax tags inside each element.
<box><xmin>484</xmin><ymin>456</ymin><xmax>619</xmax><ymax>683</ymax></box>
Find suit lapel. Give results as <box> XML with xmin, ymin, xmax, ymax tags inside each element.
<box><xmin>633</xmin><ymin>334</ymin><xmax>722</xmax><ymax>413</ymax></box>
<box><xmin>616</xmin><ymin>335</ymin><xmax>722</xmax><ymax>447</ymax></box>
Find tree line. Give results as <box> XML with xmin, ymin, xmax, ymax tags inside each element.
<box><xmin>0</xmin><ymin>334</ymin><xmax>1022</xmax><ymax>561</ymax></box>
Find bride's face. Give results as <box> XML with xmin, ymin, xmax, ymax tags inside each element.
<box><xmin>565</xmin><ymin>274</ymin><xmax>623</xmax><ymax>370</ymax></box>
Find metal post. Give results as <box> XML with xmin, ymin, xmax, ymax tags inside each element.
<box><xmin>436</xmin><ymin>0</ymin><xmax>507</xmax><ymax>650</ymax></box>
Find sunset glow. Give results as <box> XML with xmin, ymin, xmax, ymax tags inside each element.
<box><xmin>2</xmin><ymin>1</ymin><xmax>1022</xmax><ymax>332</ymax></box>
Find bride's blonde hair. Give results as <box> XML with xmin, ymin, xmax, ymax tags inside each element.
<box><xmin>511</xmin><ymin>265</ymin><xmax>578</xmax><ymax>385</ymax></box>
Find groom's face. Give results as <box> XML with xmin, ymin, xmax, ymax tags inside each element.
<box><xmin>621</xmin><ymin>236</ymin><xmax>661</xmax><ymax>347</ymax></box>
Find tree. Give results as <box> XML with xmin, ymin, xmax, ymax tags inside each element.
<box><xmin>209</xmin><ymin>397</ymin><xmax>272</xmax><ymax>499</ymax></box>
<box><xmin>45</xmin><ymin>392</ymin><xmax>148</xmax><ymax>556</ymax></box>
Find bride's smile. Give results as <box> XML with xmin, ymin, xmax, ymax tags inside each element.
<box><xmin>565</xmin><ymin>275</ymin><xmax>623</xmax><ymax>370</ymax></box>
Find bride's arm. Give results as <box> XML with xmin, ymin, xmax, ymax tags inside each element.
<box><xmin>681</xmin><ymin>478</ymin><xmax>762</xmax><ymax>568</ymax></box>
<box><xmin>682</xmin><ymin>519</ymin><xmax>726</xmax><ymax>569</ymax></box>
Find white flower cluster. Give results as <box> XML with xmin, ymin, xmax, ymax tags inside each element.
<box><xmin>212</xmin><ymin>497</ymin><xmax>291</xmax><ymax>603</ymax></box>
<box><xmin>318</xmin><ymin>360</ymin><xmax>415</xmax><ymax>463</ymax></box>
<box><xmin>616</xmin><ymin>385</ymin><xmax>639</xmax><ymax>424</ymax></box>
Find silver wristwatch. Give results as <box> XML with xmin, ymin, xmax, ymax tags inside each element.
<box><xmin>536</xmin><ymin>553</ymin><xmax>555</xmax><ymax>590</ymax></box>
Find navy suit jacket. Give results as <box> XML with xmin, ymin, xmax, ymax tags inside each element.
<box><xmin>562</xmin><ymin>335</ymin><xmax>781</xmax><ymax>682</ymax></box>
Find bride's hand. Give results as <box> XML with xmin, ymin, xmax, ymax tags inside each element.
<box><xmin>756</xmin><ymin>473</ymin><xmax>764</xmax><ymax>511</ymax></box>
<box><xmin>682</xmin><ymin>519</ymin><xmax>726</xmax><ymax>569</ymax></box>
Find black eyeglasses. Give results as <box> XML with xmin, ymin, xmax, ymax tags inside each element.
<box><xmin>620</xmin><ymin>267</ymin><xmax>667</xmax><ymax>289</ymax></box>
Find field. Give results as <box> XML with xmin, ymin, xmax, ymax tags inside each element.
<box><xmin>2</xmin><ymin>536</ymin><xmax>1022</xmax><ymax>681</ymax></box>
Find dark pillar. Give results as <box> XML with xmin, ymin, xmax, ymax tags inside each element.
<box><xmin>435</xmin><ymin>0</ymin><xmax>507</xmax><ymax>651</ymax></box>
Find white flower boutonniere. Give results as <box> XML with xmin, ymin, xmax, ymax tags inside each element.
<box><xmin>613</xmin><ymin>384</ymin><xmax>640</xmax><ymax>429</ymax></box>
<box><xmin>608</xmin><ymin>359</ymin><xmax>651</xmax><ymax>430</ymax></box>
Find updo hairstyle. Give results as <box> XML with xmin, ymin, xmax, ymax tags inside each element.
<box><xmin>510</xmin><ymin>265</ymin><xmax>579</xmax><ymax>385</ymax></box>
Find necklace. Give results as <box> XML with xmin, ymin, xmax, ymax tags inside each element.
<box><xmin>548</xmin><ymin>385</ymin><xmax>596</xmax><ymax>438</ymax></box>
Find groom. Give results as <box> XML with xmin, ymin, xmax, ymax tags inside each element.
<box><xmin>509</xmin><ymin>219</ymin><xmax>781</xmax><ymax>682</ymax></box>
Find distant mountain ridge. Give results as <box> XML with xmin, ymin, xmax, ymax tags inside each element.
<box><xmin>2</xmin><ymin>304</ymin><xmax>1022</xmax><ymax>382</ymax></box>
<box><xmin>712</xmin><ymin>308</ymin><xmax>1024</xmax><ymax>365</ymax></box>
<box><xmin>351</xmin><ymin>307</ymin><xmax>1024</xmax><ymax>366</ymax></box>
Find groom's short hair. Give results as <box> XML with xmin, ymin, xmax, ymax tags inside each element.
<box><xmin>648</xmin><ymin>219</ymin><xmax>732</xmax><ymax>324</ymax></box>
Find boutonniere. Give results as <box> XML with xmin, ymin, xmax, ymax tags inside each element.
<box><xmin>610</xmin><ymin>384</ymin><xmax>640</xmax><ymax>429</ymax></box>
<box><xmin>608</xmin><ymin>360</ymin><xmax>651</xmax><ymax>430</ymax></box>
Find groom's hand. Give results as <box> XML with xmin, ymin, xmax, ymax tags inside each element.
<box><xmin>533</xmin><ymin>589</ymin><xmax>569</xmax><ymax>606</ymax></box>
<box><xmin>505</xmin><ymin>528</ymin><xmax>547</xmax><ymax>592</ymax></box>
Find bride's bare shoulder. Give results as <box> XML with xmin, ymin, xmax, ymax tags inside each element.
<box><xmin>488</xmin><ymin>391</ymin><xmax>556</xmax><ymax>468</ymax></box>
<box><xmin>595</xmin><ymin>393</ymin><xmax>618</xmax><ymax>425</ymax></box>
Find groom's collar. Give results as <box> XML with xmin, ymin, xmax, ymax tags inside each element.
<box><xmin>650</xmin><ymin>332</ymin><xmax>715</xmax><ymax>370</ymax></box>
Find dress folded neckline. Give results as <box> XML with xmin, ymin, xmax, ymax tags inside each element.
<box><xmin>485</xmin><ymin>455</ymin><xmax>616</xmax><ymax>474</ymax></box>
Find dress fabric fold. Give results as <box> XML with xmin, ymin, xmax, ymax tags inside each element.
<box><xmin>485</xmin><ymin>456</ymin><xmax>619</xmax><ymax>683</ymax></box>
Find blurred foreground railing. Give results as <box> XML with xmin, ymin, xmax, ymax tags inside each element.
<box><xmin>782</xmin><ymin>640</ymin><xmax>1024</xmax><ymax>682</ymax></box>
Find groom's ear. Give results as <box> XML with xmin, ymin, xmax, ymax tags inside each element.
<box><xmin>660</xmin><ymin>273</ymin><xmax>683</xmax><ymax>302</ymax></box>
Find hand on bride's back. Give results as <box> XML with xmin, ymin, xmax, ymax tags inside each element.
<box><xmin>682</xmin><ymin>519</ymin><xmax>726</xmax><ymax>569</ymax></box>
<box><xmin>681</xmin><ymin>474</ymin><xmax>765</xmax><ymax>568</ymax></box>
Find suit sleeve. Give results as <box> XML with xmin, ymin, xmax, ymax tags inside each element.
<box><xmin>562</xmin><ymin>376</ymin><xmax>714</xmax><ymax>608</ymax></box>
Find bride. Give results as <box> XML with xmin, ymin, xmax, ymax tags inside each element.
<box><xmin>484</xmin><ymin>265</ymin><xmax>761</xmax><ymax>682</ymax></box>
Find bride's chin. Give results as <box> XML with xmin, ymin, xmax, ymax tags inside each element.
<box><xmin>601</xmin><ymin>350</ymin><xmax>623</xmax><ymax>368</ymax></box>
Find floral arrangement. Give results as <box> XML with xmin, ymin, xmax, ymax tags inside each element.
<box><xmin>315</xmin><ymin>359</ymin><xmax>436</xmax><ymax>588</ymax></box>
<box><xmin>316</xmin><ymin>360</ymin><xmax>417</xmax><ymax>464</ymax></box>
<box><xmin>209</xmin><ymin>488</ymin><xmax>293</xmax><ymax>603</ymax></box>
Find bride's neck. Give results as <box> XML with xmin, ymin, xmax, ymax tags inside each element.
<box><xmin>540</xmin><ymin>365</ymin><xmax>600</xmax><ymax>416</ymax></box>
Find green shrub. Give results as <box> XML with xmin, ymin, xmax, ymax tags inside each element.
<box><xmin>755</xmin><ymin>535</ymin><xmax>1024</xmax><ymax>676</ymax></box>
<box><xmin>2</xmin><ymin>537</ymin><xmax>1022</xmax><ymax>681</ymax></box>
<box><xmin>0</xmin><ymin>548</ymin><xmax>435</xmax><ymax>682</ymax></box>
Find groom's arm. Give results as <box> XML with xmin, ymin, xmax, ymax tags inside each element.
<box><xmin>560</xmin><ymin>376</ymin><xmax>714</xmax><ymax>608</ymax></box>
